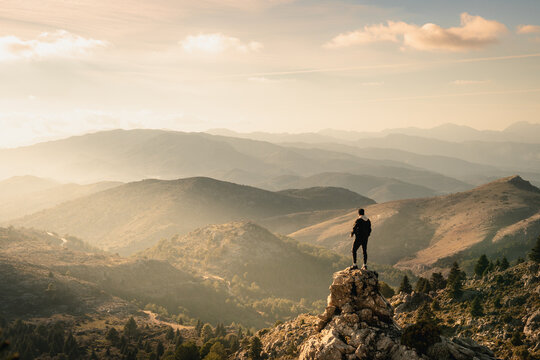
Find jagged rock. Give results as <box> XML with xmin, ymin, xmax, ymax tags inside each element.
<box><xmin>524</xmin><ymin>309</ymin><xmax>540</xmax><ymax>344</ymax></box>
<box><xmin>234</xmin><ymin>314</ymin><xmax>319</xmax><ymax>360</ymax></box>
<box><xmin>233</xmin><ymin>267</ymin><xmax>500</xmax><ymax>360</ymax></box>
<box><xmin>394</xmin><ymin>291</ymin><xmax>431</xmax><ymax>313</ymax></box>
<box><xmin>299</xmin><ymin>268</ymin><xmax>418</xmax><ymax>360</ymax></box>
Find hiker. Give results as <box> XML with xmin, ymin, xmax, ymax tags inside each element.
<box><xmin>350</xmin><ymin>208</ymin><xmax>371</xmax><ymax>270</ymax></box>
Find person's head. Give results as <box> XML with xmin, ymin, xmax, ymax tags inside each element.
<box><xmin>358</xmin><ymin>208</ymin><xmax>365</xmax><ymax>216</ymax></box>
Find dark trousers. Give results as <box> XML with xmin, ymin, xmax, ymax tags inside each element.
<box><xmin>352</xmin><ymin>236</ymin><xmax>368</xmax><ymax>264</ymax></box>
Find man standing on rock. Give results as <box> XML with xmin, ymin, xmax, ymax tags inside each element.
<box><xmin>350</xmin><ymin>208</ymin><xmax>371</xmax><ymax>270</ymax></box>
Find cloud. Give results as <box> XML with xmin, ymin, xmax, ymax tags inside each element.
<box><xmin>325</xmin><ymin>13</ymin><xmax>507</xmax><ymax>52</ymax></box>
<box><xmin>517</xmin><ymin>25</ymin><xmax>540</xmax><ymax>34</ymax></box>
<box><xmin>450</xmin><ymin>80</ymin><xmax>488</xmax><ymax>85</ymax></box>
<box><xmin>0</xmin><ymin>30</ymin><xmax>108</xmax><ymax>62</ymax></box>
<box><xmin>180</xmin><ymin>33</ymin><xmax>263</xmax><ymax>54</ymax></box>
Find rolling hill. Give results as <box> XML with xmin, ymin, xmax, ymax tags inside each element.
<box><xmin>7</xmin><ymin>177</ymin><xmax>374</xmax><ymax>254</ymax></box>
<box><xmin>351</xmin><ymin>134</ymin><xmax>540</xmax><ymax>174</ymax></box>
<box><xmin>0</xmin><ymin>227</ymin><xmax>266</xmax><ymax>326</ymax></box>
<box><xmin>289</xmin><ymin>176</ymin><xmax>540</xmax><ymax>275</ymax></box>
<box><xmin>0</xmin><ymin>175</ymin><xmax>121</xmax><ymax>221</ymax></box>
<box><xmin>139</xmin><ymin>221</ymin><xmax>347</xmax><ymax>302</ymax></box>
<box><xmin>257</xmin><ymin>172</ymin><xmax>437</xmax><ymax>202</ymax></box>
<box><xmin>0</xmin><ymin>129</ymin><xmax>472</xmax><ymax>195</ymax></box>
<box><xmin>137</xmin><ymin>221</ymin><xmax>412</xmax><ymax>320</ymax></box>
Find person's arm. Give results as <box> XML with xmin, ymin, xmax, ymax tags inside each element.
<box><xmin>351</xmin><ymin>220</ymin><xmax>358</xmax><ymax>237</ymax></box>
<box><xmin>367</xmin><ymin>219</ymin><xmax>372</xmax><ymax>236</ymax></box>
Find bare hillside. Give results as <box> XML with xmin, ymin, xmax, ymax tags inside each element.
<box><xmin>290</xmin><ymin>176</ymin><xmax>540</xmax><ymax>274</ymax></box>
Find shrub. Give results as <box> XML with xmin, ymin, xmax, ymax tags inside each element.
<box><xmin>430</xmin><ymin>272</ymin><xmax>446</xmax><ymax>290</ymax></box>
<box><xmin>248</xmin><ymin>336</ymin><xmax>263</xmax><ymax>360</ymax></box>
<box><xmin>401</xmin><ymin>321</ymin><xmax>441</xmax><ymax>355</ymax></box>
<box><xmin>474</xmin><ymin>255</ymin><xmax>489</xmax><ymax>277</ymax></box>
<box><xmin>470</xmin><ymin>296</ymin><xmax>484</xmax><ymax>317</ymax></box>
<box><xmin>511</xmin><ymin>331</ymin><xmax>523</xmax><ymax>346</ymax></box>
<box><xmin>399</xmin><ymin>276</ymin><xmax>412</xmax><ymax>294</ymax></box>
<box><xmin>529</xmin><ymin>236</ymin><xmax>540</xmax><ymax>263</ymax></box>
<box><xmin>175</xmin><ymin>342</ymin><xmax>200</xmax><ymax>360</ymax></box>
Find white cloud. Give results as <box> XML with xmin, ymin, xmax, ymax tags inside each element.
<box><xmin>0</xmin><ymin>30</ymin><xmax>108</xmax><ymax>62</ymax></box>
<box><xmin>325</xmin><ymin>13</ymin><xmax>507</xmax><ymax>52</ymax></box>
<box><xmin>180</xmin><ymin>33</ymin><xmax>263</xmax><ymax>54</ymax></box>
<box><xmin>517</xmin><ymin>25</ymin><xmax>540</xmax><ymax>34</ymax></box>
<box><xmin>450</xmin><ymin>80</ymin><xmax>488</xmax><ymax>85</ymax></box>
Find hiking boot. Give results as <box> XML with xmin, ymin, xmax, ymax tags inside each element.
<box><xmin>361</xmin><ymin>264</ymin><xmax>368</xmax><ymax>270</ymax></box>
<box><xmin>350</xmin><ymin>264</ymin><xmax>358</xmax><ymax>270</ymax></box>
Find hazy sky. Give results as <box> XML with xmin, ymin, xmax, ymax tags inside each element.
<box><xmin>1</xmin><ymin>0</ymin><xmax>540</xmax><ymax>147</ymax></box>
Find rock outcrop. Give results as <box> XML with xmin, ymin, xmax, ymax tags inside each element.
<box><xmin>299</xmin><ymin>268</ymin><xmax>420</xmax><ymax>360</ymax></box>
<box><xmin>235</xmin><ymin>267</ymin><xmax>500</xmax><ymax>360</ymax></box>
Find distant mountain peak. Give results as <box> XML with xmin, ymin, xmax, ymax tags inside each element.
<box><xmin>485</xmin><ymin>175</ymin><xmax>540</xmax><ymax>193</ymax></box>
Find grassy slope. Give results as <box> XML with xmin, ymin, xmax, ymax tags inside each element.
<box><xmin>290</xmin><ymin>176</ymin><xmax>540</xmax><ymax>274</ymax></box>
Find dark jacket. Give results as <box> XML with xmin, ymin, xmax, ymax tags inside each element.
<box><xmin>351</xmin><ymin>216</ymin><xmax>371</xmax><ymax>239</ymax></box>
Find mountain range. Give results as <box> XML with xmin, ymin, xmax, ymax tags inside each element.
<box><xmin>210</xmin><ymin>121</ymin><xmax>540</xmax><ymax>144</ymax></box>
<box><xmin>7</xmin><ymin>177</ymin><xmax>373</xmax><ymax>254</ymax></box>
<box><xmin>0</xmin><ymin>129</ymin><xmax>474</xmax><ymax>196</ymax></box>
<box><xmin>0</xmin><ymin>175</ymin><xmax>121</xmax><ymax>222</ymax></box>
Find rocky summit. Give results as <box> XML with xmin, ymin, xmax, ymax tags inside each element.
<box><xmin>237</xmin><ymin>268</ymin><xmax>499</xmax><ymax>360</ymax></box>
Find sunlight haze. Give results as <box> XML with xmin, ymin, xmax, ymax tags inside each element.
<box><xmin>1</xmin><ymin>0</ymin><xmax>539</xmax><ymax>147</ymax></box>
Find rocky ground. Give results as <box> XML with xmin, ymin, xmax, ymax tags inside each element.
<box><xmin>235</xmin><ymin>268</ymin><xmax>499</xmax><ymax>359</ymax></box>
<box><xmin>392</xmin><ymin>261</ymin><xmax>540</xmax><ymax>360</ymax></box>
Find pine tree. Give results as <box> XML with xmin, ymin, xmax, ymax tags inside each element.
<box><xmin>195</xmin><ymin>320</ymin><xmax>203</xmax><ymax>337</ymax></box>
<box><xmin>63</xmin><ymin>332</ymin><xmax>79</xmax><ymax>358</ymax></box>
<box><xmin>399</xmin><ymin>275</ymin><xmax>412</xmax><ymax>294</ymax></box>
<box><xmin>156</xmin><ymin>341</ymin><xmax>164</xmax><ymax>358</ymax></box>
<box><xmin>470</xmin><ymin>296</ymin><xmax>483</xmax><ymax>317</ymax></box>
<box><xmin>474</xmin><ymin>255</ymin><xmax>489</xmax><ymax>277</ymax></box>
<box><xmin>448</xmin><ymin>277</ymin><xmax>463</xmax><ymax>300</ymax></box>
<box><xmin>430</xmin><ymin>272</ymin><xmax>446</xmax><ymax>290</ymax></box>
<box><xmin>214</xmin><ymin>323</ymin><xmax>226</xmax><ymax>338</ymax></box>
<box><xmin>249</xmin><ymin>337</ymin><xmax>263</xmax><ymax>360</ymax></box>
<box><xmin>483</xmin><ymin>261</ymin><xmax>494</xmax><ymax>276</ymax></box>
<box><xmin>124</xmin><ymin>317</ymin><xmax>138</xmax><ymax>339</ymax></box>
<box><xmin>174</xmin><ymin>342</ymin><xmax>200</xmax><ymax>360</ymax></box>
<box><xmin>106</xmin><ymin>327</ymin><xmax>120</xmax><ymax>345</ymax></box>
<box><xmin>201</xmin><ymin>324</ymin><xmax>214</xmax><ymax>343</ymax></box>
<box><xmin>166</xmin><ymin>327</ymin><xmax>175</xmax><ymax>341</ymax></box>
<box><xmin>415</xmin><ymin>278</ymin><xmax>430</xmax><ymax>293</ymax></box>
<box><xmin>529</xmin><ymin>236</ymin><xmax>540</xmax><ymax>263</ymax></box>
<box><xmin>500</xmin><ymin>257</ymin><xmax>510</xmax><ymax>270</ymax></box>
<box><xmin>447</xmin><ymin>262</ymin><xmax>465</xmax><ymax>286</ymax></box>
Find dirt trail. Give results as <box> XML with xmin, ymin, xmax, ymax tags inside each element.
<box><xmin>143</xmin><ymin>310</ymin><xmax>194</xmax><ymax>331</ymax></box>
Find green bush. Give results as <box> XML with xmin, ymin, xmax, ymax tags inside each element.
<box><xmin>399</xmin><ymin>276</ymin><xmax>412</xmax><ymax>294</ymax></box>
<box><xmin>175</xmin><ymin>342</ymin><xmax>200</xmax><ymax>360</ymax></box>
<box><xmin>401</xmin><ymin>321</ymin><xmax>441</xmax><ymax>355</ymax></box>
